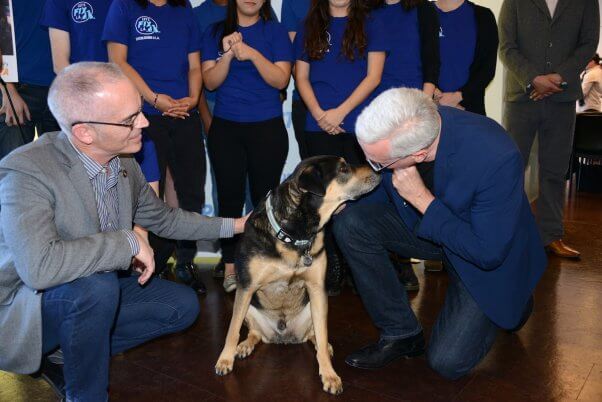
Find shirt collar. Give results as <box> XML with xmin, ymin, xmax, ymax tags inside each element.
<box><xmin>67</xmin><ymin>135</ymin><xmax>121</xmax><ymax>180</ymax></box>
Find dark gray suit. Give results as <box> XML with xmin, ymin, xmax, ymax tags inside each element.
<box><xmin>0</xmin><ymin>132</ymin><xmax>229</xmax><ymax>374</ymax></box>
<box><xmin>499</xmin><ymin>0</ymin><xmax>599</xmax><ymax>244</ymax></box>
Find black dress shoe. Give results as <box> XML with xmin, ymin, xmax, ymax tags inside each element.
<box><xmin>345</xmin><ymin>332</ymin><xmax>425</xmax><ymax>369</ymax></box>
<box><xmin>39</xmin><ymin>356</ymin><xmax>66</xmax><ymax>399</ymax></box>
<box><xmin>175</xmin><ymin>262</ymin><xmax>207</xmax><ymax>294</ymax></box>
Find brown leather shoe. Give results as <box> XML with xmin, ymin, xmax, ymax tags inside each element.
<box><xmin>545</xmin><ymin>240</ymin><xmax>581</xmax><ymax>259</ymax></box>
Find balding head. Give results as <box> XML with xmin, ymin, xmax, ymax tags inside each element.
<box><xmin>47</xmin><ymin>62</ymin><xmax>130</xmax><ymax>133</ymax></box>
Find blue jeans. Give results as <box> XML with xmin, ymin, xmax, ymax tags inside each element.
<box><xmin>333</xmin><ymin>203</ymin><xmax>499</xmax><ymax>379</ymax></box>
<box><xmin>41</xmin><ymin>272</ymin><xmax>200</xmax><ymax>401</ymax></box>
<box><xmin>0</xmin><ymin>84</ymin><xmax>59</xmax><ymax>160</ymax></box>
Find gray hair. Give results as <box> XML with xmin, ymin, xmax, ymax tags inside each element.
<box><xmin>355</xmin><ymin>88</ymin><xmax>440</xmax><ymax>159</ymax></box>
<box><xmin>47</xmin><ymin>62</ymin><xmax>127</xmax><ymax>133</ymax></box>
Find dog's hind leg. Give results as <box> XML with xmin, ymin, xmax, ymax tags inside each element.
<box><xmin>215</xmin><ymin>287</ymin><xmax>255</xmax><ymax>375</ymax></box>
<box><xmin>236</xmin><ymin>310</ymin><xmax>263</xmax><ymax>359</ymax></box>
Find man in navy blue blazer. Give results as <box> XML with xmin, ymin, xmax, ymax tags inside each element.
<box><xmin>333</xmin><ymin>88</ymin><xmax>547</xmax><ymax>379</ymax></box>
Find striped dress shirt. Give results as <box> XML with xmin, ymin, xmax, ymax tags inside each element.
<box><xmin>69</xmin><ymin>139</ymin><xmax>139</xmax><ymax>256</ymax></box>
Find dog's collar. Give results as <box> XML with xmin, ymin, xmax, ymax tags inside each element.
<box><xmin>265</xmin><ymin>191</ymin><xmax>313</xmax><ymax>248</ymax></box>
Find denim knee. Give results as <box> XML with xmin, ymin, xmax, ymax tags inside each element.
<box><xmin>72</xmin><ymin>273</ymin><xmax>120</xmax><ymax>319</ymax></box>
<box><xmin>171</xmin><ymin>286</ymin><xmax>200</xmax><ymax>331</ymax></box>
<box><xmin>332</xmin><ymin>204</ymin><xmax>371</xmax><ymax>242</ymax></box>
<box><xmin>427</xmin><ymin>348</ymin><xmax>471</xmax><ymax>380</ymax></box>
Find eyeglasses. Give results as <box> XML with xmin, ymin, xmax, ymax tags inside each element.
<box><xmin>71</xmin><ymin>99</ymin><xmax>144</xmax><ymax>133</ymax></box>
<box><xmin>366</xmin><ymin>157</ymin><xmax>402</xmax><ymax>172</ymax></box>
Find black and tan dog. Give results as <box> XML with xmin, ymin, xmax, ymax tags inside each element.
<box><xmin>214</xmin><ymin>156</ymin><xmax>381</xmax><ymax>395</ymax></box>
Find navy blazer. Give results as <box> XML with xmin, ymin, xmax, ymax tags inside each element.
<box><xmin>365</xmin><ymin>106</ymin><xmax>547</xmax><ymax>329</ymax></box>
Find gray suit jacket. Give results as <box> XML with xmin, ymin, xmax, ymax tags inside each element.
<box><xmin>499</xmin><ymin>0</ymin><xmax>599</xmax><ymax>102</ymax></box>
<box><xmin>0</xmin><ymin>132</ymin><xmax>227</xmax><ymax>374</ymax></box>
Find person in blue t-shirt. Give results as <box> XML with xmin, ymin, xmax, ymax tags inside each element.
<box><xmin>294</xmin><ymin>0</ymin><xmax>387</xmax><ymax>163</ymax></box>
<box><xmin>103</xmin><ymin>0</ymin><xmax>208</xmax><ymax>292</ymax></box>
<box><xmin>369</xmin><ymin>0</ymin><xmax>440</xmax><ymax>98</ymax></box>
<box><xmin>293</xmin><ymin>0</ymin><xmax>387</xmax><ymax>295</ymax></box>
<box><xmin>194</xmin><ymin>0</ymin><xmax>227</xmax><ymax>132</ymax></box>
<box><xmin>434</xmin><ymin>0</ymin><xmax>498</xmax><ymax>116</ymax></box>
<box><xmin>202</xmin><ymin>0</ymin><xmax>292</xmax><ymax>293</ymax></box>
<box><xmin>0</xmin><ymin>0</ymin><xmax>59</xmax><ymax>159</ymax></box>
<box><xmin>41</xmin><ymin>0</ymin><xmax>113</xmax><ymax>70</ymax></box>
<box><xmin>281</xmin><ymin>0</ymin><xmax>310</xmax><ymax>159</ymax></box>
<box><xmin>41</xmin><ymin>0</ymin><xmax>162</xmax><ymax>208</ymax></box>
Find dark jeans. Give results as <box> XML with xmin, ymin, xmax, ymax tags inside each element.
<box><xmin>208</xmin><ymin>116</ymin><xmax>288</xmax><ymax>263</ymax></box>
<box><xmin>145</xmin><ymin>112</ymin><xmax>206</xmax><ymax>265</ymax></box>
<box><xmin>292</xmin><ymin>99</ymin><xmax>309</xmax><ymax>160</ymax></box>
<box><xmin>42</xmin><ymin>271</ymin><xmax>199</xmax><ymax>400</ymax></box>
<box><xmin>0</xmin><ymin>84</ymin><xmax>59</xmax><ymax>160</ymax></box>
<box><xmin>333</xmin><ymin>203</ymin><xmax>499</xmax><ymax>379</ymax></box>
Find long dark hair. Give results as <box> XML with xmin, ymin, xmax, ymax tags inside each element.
<box><xmin>134</xmin><ymin>0</ymin><xmax>187</xmax><ymax>8</ymax></box>
<box><xmin>369</xmin><ymin>0</ymin><xmax>425</xmax><ymax>11</ymax></box>
<box><xmin>304</xmin><ymin>0</ymin><xmax>369</xmax><ymax>61</ymax></box>
<box><xmin>216</xmin><ymin>0</ymin><xmax>273</xmax><ymax>52</ymax></box>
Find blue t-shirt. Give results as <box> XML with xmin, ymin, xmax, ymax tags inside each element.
<box><xmin>437</xmin><ymin>1</ymin><xmax>476</xmax><ymax>92</ymax></box>
<box><xmin>14</xmin><ymin>0</ymin><xmax>54</xmax><ymax>86</ymax></box>
<box><xmin>102</xmin><ymin>0</ymin><xmax>201</xmax><ymax>115</ymax></box>
<box><xmin>281</xmin><ymin>0</ymin><xmax>310</xmax><ymax>32</ymax></box>
<box><xmin>193</xmin><ymin>0</ymin><xmax>227</xmax><ymax>103</ymax></box>
<box><xmin>202</xmin><ymin>18</ymin><xmax>293</xmax><ymax>122</ymax></box>
<box><xmin>373</xmin><ymin>3</ymin><xmax>423</xmax><ymax>95</ymax></box>
<box><xmin>294</xmin><ymin>15</ymin><xmax>388</xmax><ymax>133</ymax></box>
<box><xmin>281</xmin><ymin>0</ymin><xmax>310</xmax><ymax>101</ymax></box>
<box><xmin>135</xmin><ymin>134</ymin><xmax>160</xmax><ymax>183</ymax></box>
<box><xmin>41</xmin><ymin>0</ymin><xmax>112</xmax><ymax>63</ymax></box>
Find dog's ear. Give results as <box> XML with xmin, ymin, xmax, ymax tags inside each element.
<box><xmin>298</xmin><ymin>165</ymin><xmax>326</xmax><ymax>196</ymax></box>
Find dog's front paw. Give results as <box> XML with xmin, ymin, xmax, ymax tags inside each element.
<box><xmin>236</xmin><ymin>341</ymin><xmax>256</xmax><ymax>359</ymax></box>
<box><xmin>320</xmin><ymin>372</ymin><xmax>343</xmax><ymax>395</ymax></box>
<box><xmin>215</xmin><ymin>358</ymin><xmax>234</xmax><ymax>376</ymax></box>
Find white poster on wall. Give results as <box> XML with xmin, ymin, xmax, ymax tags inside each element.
<box><xmin>0</xmin><ymin>0</ymin><xmax>18</xmax><ymax>82</ymax></box>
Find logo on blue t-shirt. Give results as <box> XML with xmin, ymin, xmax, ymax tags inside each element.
<box><xmin>72</xmin><ymin>2</ymin><xmax>95</xmax><ymax>23</ymax></box>
<box><xmin>439</xmin><ymin>27</ymin><xmax>445</xmax><ymax>38</ymax></box>
<box><xmin>135</xmin><ymin>16</ymin><xmax>161</xmax><ymax>36</ymax></box>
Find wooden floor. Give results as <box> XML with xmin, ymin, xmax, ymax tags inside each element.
<box><xmin>2</xmin><ymin>192</ymin><xmax>602</xmax><ymax>402</ymax></box>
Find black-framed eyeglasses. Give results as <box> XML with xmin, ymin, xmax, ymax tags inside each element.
<box><xmin>71</xmin><ymin>98</ymin><xmax>144</xmax><ymax>132</ymax></box>
<box><xmin>366</xmin><ymin>157</ymin><xmax>402</xmax><ymax>172</ymax></box>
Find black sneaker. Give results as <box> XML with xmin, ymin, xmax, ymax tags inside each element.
<box><xmin>175</xmin><ymin>262</ymin><xmax>207</xmax><ymax>294</ymax></box>
<box><xmin>345</xmin><ymin>332</ymin><xmax>425</xmax><ymax>369</ymax></box>
<box><xmin>39</xmin><ymin>356</ymin><xmax>66</xmax><ymax>399</ymax></box>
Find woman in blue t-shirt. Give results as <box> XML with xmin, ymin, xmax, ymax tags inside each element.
<box><xmin>293</xmin><ymin>0</ymin><xmax>387</xmax><ymax>295</ymax></box>
<box><xmin>202</xmin><ymin>0</ymin><xmax>292</xmax><ymax>292</ymax></box>
<box><xmin>434</xmin><ymin>0</ymin><xmax>498</xmax><ymax>116</ymax></box>
<box><xmin>103</xmin><ymin>0</ymin><xmax>207</xmax><ymax>292</ymax></box>
<box><xmin>294</xmin><ymin>0</ymin><xmax>387</xmax><ymax>165</ymax></box>
<box><xmin>369</xmin><ymin>0</ymin><xmax>440</xmax><ymax>98</ymax></box>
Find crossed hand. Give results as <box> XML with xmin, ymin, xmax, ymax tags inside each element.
<box><xmin>154</xmin><ymin>94</ymin><xmax>194</xmax><ymax>119</ymax></box>
<box><xmin>222</xmin><ymin>32</ymin><xmax>258</xmax><ymax>62</ymax></box>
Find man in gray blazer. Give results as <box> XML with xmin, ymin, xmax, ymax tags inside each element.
<box><xmin>0</xmin><ymin>62</ymin><xmax>247</xmax><ymax>401</ymax></box>
<box><xmin>499</xmin><ymin>0</ymin><xmax>599</xmax><ymax>259</ymax></box>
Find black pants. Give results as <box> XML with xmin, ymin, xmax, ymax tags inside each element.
<box><xmin>0</xmin><ymin>84</ymin><xmax>59</xmax><ymax>159</ymax></box>
<box><xmin>145</xmin><ymin>112</ymin><xmax>206</xmax><ymax>265</ymax></box>
<box><xmin>292</xmin><ymin>99</ymin><xmax>309</xmax><ymax>160</ymax></box>
<box><xmin>208</xmin><ymin>116</ymin><xmax>288</xmax><ymax>263</ymax></box>
<box><xmin>305</xmin><ymin>131</ymin><xmax>366</xmax><ymax>165</ymax></box>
